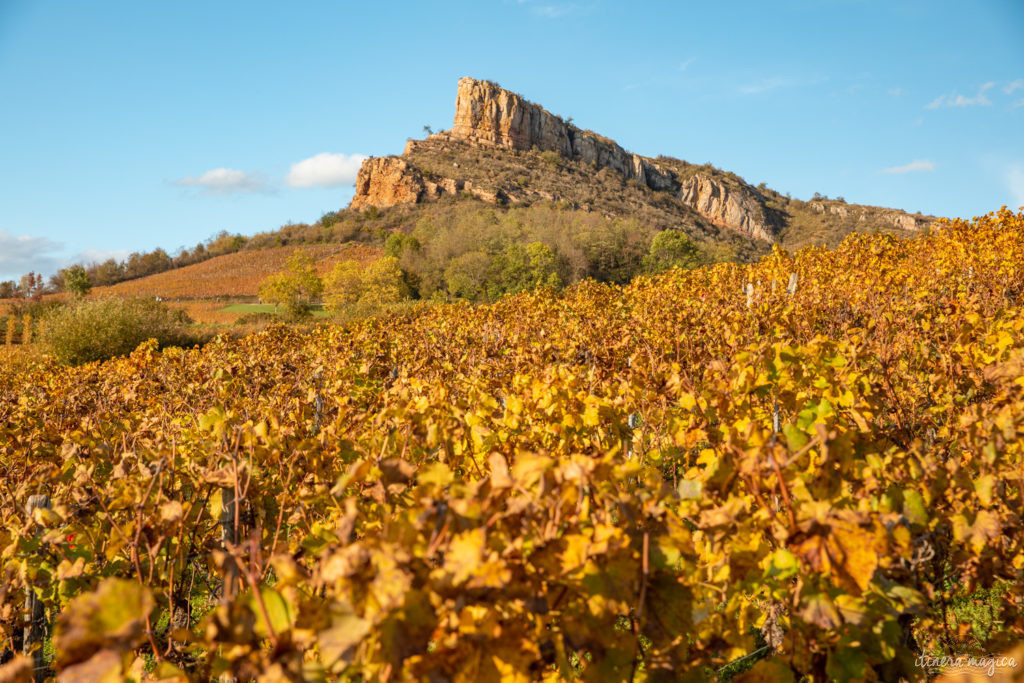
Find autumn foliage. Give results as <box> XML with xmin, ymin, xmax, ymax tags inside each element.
<box><xmin>1</xmin><ymin>209</ymin><xmax>1023</xmax><ymax>680</ymax></box>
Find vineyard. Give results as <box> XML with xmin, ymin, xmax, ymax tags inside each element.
<box><xmin>94</xmin><ymin>244</ymin><xmax>382</xmax><ymax>301</ymax></box>
<box><xmin>1</xmin><ymin>208</ymin><xmax>1023</xmax><ymax>681</ymax></box>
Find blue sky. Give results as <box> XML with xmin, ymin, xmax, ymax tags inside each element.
<box><xmin>1</xmin><ymin>0</ymin><xmax>1022</xmax><ymax>281</ymax></box>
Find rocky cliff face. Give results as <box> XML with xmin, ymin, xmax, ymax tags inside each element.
<box><xmin>350</xmin><ymin>156</ymin><xmax>508</xmax><ymax>210</ymax></box>
<box><xmin>350</xmin><ymin>77</ymin><xmax>779</xmax><ymax>241</ymax></box>
<box><xmin>447</xmin><ymin>77</ymin><xmax>677</xmax><ymax>192</ymax></box>
<box><xmin>348</xmin><ymin>77</ymin><xmax>934</xmax><ymax>246</ymax></box>
<box><xmin>678</xmin><ymin>174</ymin><xmax>776</xmax><ymax>242</ymax></box>
<box><xmin>350</xmin><ymin>158</ymin><xmax>424</xmax><ymax>210</ymax></box>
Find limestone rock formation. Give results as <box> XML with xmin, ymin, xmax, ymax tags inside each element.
<box><xmin>348</xmin><ymin>76</ymin><xmax>935</xmax><ymax>248</ymax></box>
<box><xmin>808</xmin><ymin>200</ymin><xmax>930</xmax><ymax>233</ymax></box>
<box><xmin>350</xmin><ymin>158</ymin><xmax>425</xmax><ymax>210</ymax></box>
<box><xmin>677</xmin><ymin>174</ymin><xmax>775</xmax><ymax>243</ymax></box>
<box><xmin>887</xmin><ymin>213</ymin><xmax>928</xmax><ymax>231</ymax></box>
<box><xmin>350</xmin><ymin>156</ymin><xmax>508</xmax><ymax>210</ymax></box>
<box><xmin>353</xmin><ymin>77</ymin><xmax>775</xmax><ymax>237</ymax></box>
<box><xmin>446</xmin><ymin>77</ymin><xmax>676</xmax><ymax>192</ymax></box>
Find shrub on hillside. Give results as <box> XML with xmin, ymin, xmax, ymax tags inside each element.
<box><xmin>41</xmin><ymin>298</ymin><xmax>193</xmax><ymax>365</ymax></box>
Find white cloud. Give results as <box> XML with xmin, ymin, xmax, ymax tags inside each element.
<box><xmin>888</xmin><ymin>87</ymin><xmax>903</xmax><ymax>96</ymax></box>
<box><xmin>72</xmin><ymin>248</ymin><xmax>131</xmax><ymax>266</ymax></box>
<box><xmin>285</xmin><ymin>152</ymin><xmax>366</xmax><ymax>189</ymax></box>
<box><xmin>926</xmin><ymin>82</ymin><xmax>995</xmax><ymax>109</ymax></box>
<box><xmin>1008</xmin><ymin>164</ymin><xmax>1024</xmax><ymax>208</ymax></box>
<box><xmin>1004</xmin><ymin>79</ymin><xmax>1023</xmax><ymax>95</ymax></box>
<box><xmin>174</xmin><ymin>167</ymin><xmax>271</xmax><ymax>194</ymax></box>
<box><xmin>1013</xmin><ymin>98</ymin><xmax>1024</xmax><ymax>109</ymax></box>
<box><xmin>0</xmin><ymin>232</ymin><xmax>141</xmax><ymax>281</ymax></box>
<box><xmin>0</xmin><ymin>230</ymin><xmax>63</xmax><ymax>281</ymax></box>
<box><xmin>679</xmin><ymin>57</ymin><xmax>696</xmax><ymax>72</ymax></box>
<box><xmin>881</xmin><ymin>159</ymin><xmax>935</xmax><ymax>174</ymax></box>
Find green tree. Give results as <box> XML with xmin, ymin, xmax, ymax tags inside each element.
<box><xmin>524</xmin><ymin>241</ymin><xmax>562</xmax><ymax>289</ymax></box>
<box><xmin>487</xmin><ymin>242</ymin><xmax>562</xmax><ymax>300</ymax></box>
<box><xmin>643</xmin><ymin>230</ymin><xmax>700</xmax><ymax>273</ymax></box>
<box><xmin>258</xmin><ymin>273</ymin><xmax>300</xmax><ymax>315</ymax></box>
<box><xmin>324</xmin><ymin>257</ymin><xmax>411</xmax><ymax>315</ymax></box>
<box><xmin>63</xmin><ymin>265</ymin><xmax>92</xmax><ymax>298</ymax></box>
<box><xmin>384</xmin><ymin>232</ymin><xmax>420</xmax><ymax>259</ymax></box>
<box><xmin>285</xmin><ymin>250</ymin><xmax>324</xmax><ymax>302</ymax></box>
<box><xmin>323</xmin><ymin>260</ymin><xmax>363</xmax><ymax>312</ymax></box>
<box><xmin>257</xmin><ymin>250</ymin><xmax>324</xmax><ymax>318</ymax></box>
<box><xmin>358</xmin><ymin>257</ymin><xmax>410</xmax><ymax>308</ymax></box>
<box><xmin>444</xmin><ymin>251</ymin><xmax>491</xmax><ymax>300</ymax></box>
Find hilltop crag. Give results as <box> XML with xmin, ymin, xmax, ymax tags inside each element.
<box><xmin>350</xmin><ymin>77</ymin><xmax>935</xmax><ymax>251</ymax></box>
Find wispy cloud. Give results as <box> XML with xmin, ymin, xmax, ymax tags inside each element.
<box><xmin>1004</xmin><ymin>79</ymin><xmax>1024</xmax><ymax>95</ymax></box>
<box><xmin>174</xmin><ymin>168</ymin><xmax>272</xmax><ymax>195</ymax></box>
<box><xmin>926</xmin><ymin>82</ymin><xmax>995</xmax><ymax>109</ymax></box>
<box><xmin>623</xmin><ymin>77</ymin><xmax>656</xmax><ymax>92</ymax></box>
<box><xmin>1008</xmin><ymin>164</ymin><xmax>1024</xmax><ymax>208</ymax></box>
<box><xmin>678</xmin><ymin>57</ymin><xmax>696</xmax><ymax>72</ymax></box>
<box><xmin>888</xmin><ymin>87</ymin><xmax>903</xmax><ymax>97</ymax></box>
<box><xmin>737</xmin><ymin>75</ymin><xmax>825</xmax><ymax>95</ymax></box>
<box><xmin>0</xmin><ymin>230</ymin><xmax>63</xmax><ymax>280</ymax></box>
<box><xmin>1013</xmin><ymin>98</ymin><xmax>1024</xmax><ymax>109</ymax></box>
<box><xmin>738</xmin><ymin>76</ymin><xmax>791</xmax><ymax>95</ymax></box>
<box><xmin>881</xmin><ymin>159</ymin><xmax>935</xmax><ymax>174</ymax></box>
<box><xmin>515</xmin><ymin>0</ymin><xmax>589</xmax><ymax>18</ymax></box>
<box><xmin>285</xmin><ymin>152</ymin><xmax>366</xmax><ymax>189</ymax></box>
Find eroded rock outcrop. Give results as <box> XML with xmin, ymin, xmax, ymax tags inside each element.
<box><xmin>808</xmin><ymin>200</ymin><xmax>930</xmax><ymax>233</ymax></box>
<box><xmin>350</xmin><ymin>77</ymin><xmax>781</xmax><ymax>243</ymax></box>
<box><xmin>447</xmin><ymin>77</ymin><xmax>677</xmax><ymax>192</ymax></box>
<box><xmin>350</xmin><ymin>158</ymin><xmax>425</xmax><ymax>210</ymax></box>
<box><xmin>678</xmin><ymin>174</ymin><xmax>775</xmax><ymax>242</ymax></box>
<box><xmin>887</xmin><ymin>213</ymin><xmax>928</xmax><ymax>231</ymax></box>
<box><xmin>350</xmin><ymin>156</ymin><xmax>508</xmax><ymax>210</ymax></box>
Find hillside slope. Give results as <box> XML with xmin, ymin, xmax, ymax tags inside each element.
<box><xmin>94</xmin><ymin>243</ymin><xmax>381</xmax><ymax>300</ymax></box>
<box><xmin>351</xmin><ymin>77</ymin><xmax>936</xmax><ymax>254</ymax></box>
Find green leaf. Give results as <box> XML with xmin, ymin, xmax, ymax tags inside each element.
<box><xmin>247</xmin><ymin>586</ymin><xmax>293</xmax><ymax>639</ymax></box>
<box><xmin>902</xmin><ymin>489</ymin><xmax>928</xmax><ymax>527</ymax></box>
<box><xmin>765</xmin><ymin>548</ymin><xmax>799</xmax><ymax>580</ymax></box>
<box><xmin>782</xmin><ymin>424</ymin><xmax>808</xmax><ymax>451</ymax></box>
<box><xmin>54</xmin><ymin>578</ymin><xmax>154</xmax><ymax>667</ymax></box>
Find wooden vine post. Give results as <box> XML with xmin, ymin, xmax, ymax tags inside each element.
<box><xmin>24</xmin><ymin>494</ymin><xmax>51</xmax><ymax>681</ymax></box>
<box><xmin>220</xmin><ymin>486</ymin><xmax>238</xmax><ymax>604</ymax></box>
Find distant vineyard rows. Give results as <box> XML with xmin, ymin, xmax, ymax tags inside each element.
<box><xmin>94</xmin><ymin>243</ymin><xmax>381</xmax><ymax>300</ymax></box>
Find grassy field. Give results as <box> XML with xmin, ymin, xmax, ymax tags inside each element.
<box><xmin>219</xmin><ymin>302</ymin><xmax>330</xmax><ymax>317</ymax></box>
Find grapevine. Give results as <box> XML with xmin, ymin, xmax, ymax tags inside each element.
<box><xmin>0</xmin><ymin>209</ymin><xmax>1022</xmax><ymax>681</ymax></box>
